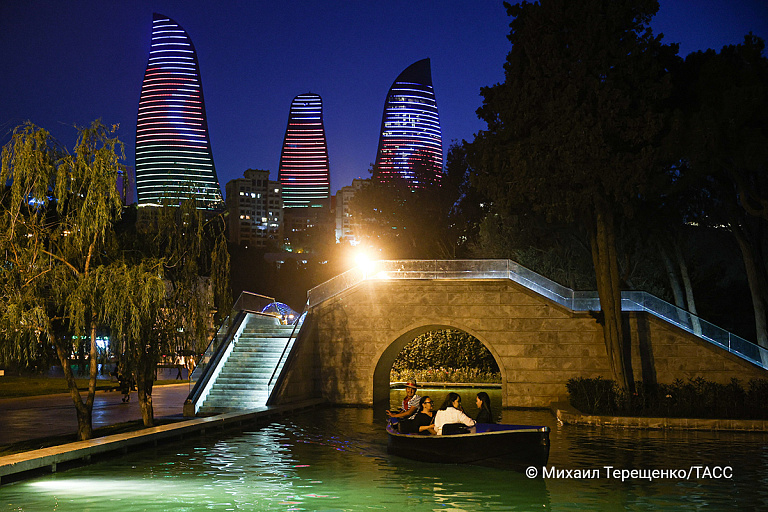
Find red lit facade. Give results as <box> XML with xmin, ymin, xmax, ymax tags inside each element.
<box><xmin>278</xmin><ymin>93</ymin><xmax>331</xmax><ymax>209</ymax></box>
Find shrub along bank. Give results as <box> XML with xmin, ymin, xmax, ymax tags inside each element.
<box><xmin>567</xmin><ymin>377</ymin><xmax>768</xmax><ymax>419</ymax></box>
<box><xmin>390</xmin><ymin>368</ymin><xmax>501</xmax><ymax>384</ymax></box>
<box><xmin>390</xmin><ymin>329</ymin><xmax>502</xmax><ymax>384</ymax></box>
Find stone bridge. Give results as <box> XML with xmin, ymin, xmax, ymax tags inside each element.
<box><xmin>273</xmin><ymin>260</ymin><xmax>767</xmax><ymax>408</ymax></box>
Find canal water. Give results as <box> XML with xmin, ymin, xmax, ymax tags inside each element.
<box><xmin>2</xmin><ymin>387</ymin><xmax>767</xmax><ymax>511</ymax></box>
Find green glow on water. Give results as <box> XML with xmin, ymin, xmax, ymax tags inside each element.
<box><xmin>2</xmin><ymin>388</ymin><xmax>768</xmax><ymax>511</ymax></box>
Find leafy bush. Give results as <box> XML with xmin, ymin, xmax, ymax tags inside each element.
<box><xmin>390</xmin><ymin>367</ymin><xmax>501</xmax><ymax>384</ymax></box>
<box><xmin>566</xmin><ymin>377</ymin><xmax>619</xmax><ymax>414</ymax></box>
<box><xmin>567</xmin><ymin>377</ymin><xmax>768</xmax><ymax>419</ymax></box>
<box><xmin>392</xmin><ymin>329</ymin><xmax>499</xmax><ymax>372</ymax></box>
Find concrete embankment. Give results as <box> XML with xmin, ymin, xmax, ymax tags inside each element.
<box><xmin>551</xmin><ymin>401</ymin><xmax>768</xmax><ymax>431</ymax></box>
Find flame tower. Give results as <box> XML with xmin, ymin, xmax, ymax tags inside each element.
<box><xmin>278</xmin><ymin>93</ymin><xmax>331</xmax><ymax>209</ymax></box>
<box><xmin>135</xmin><ymin>13</ymin><xmax>223</xmax><ymax>209</ymax></box>
<box><xmin>373</xmin><ymin>58</ymin><xmax>443</xmax><ymax>187</ymax></box>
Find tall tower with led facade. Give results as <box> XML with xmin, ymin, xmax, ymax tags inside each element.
<box><xmin>278</xmin><ymin>93</ymin><xmax>331</xmax><ymax>209</ymax></box>
<box><xmin>135</xmin><ymin>13</ymin><xmax>223</xmax><ymax>209</ymax></box>
<box><xmin>373</xmin><ymin>58</ymin><xmax>443</xmax><ymax>187</ymax></box>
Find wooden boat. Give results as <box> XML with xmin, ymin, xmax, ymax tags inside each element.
<box><xmin>386</xmin><ymin>422</ymin><xmax>550</xmax><ymax>471</ymax></box>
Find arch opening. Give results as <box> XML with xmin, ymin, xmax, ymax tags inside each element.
<box><xmin>372</xmin><ymin>325</ymin><xmax>503</xmax><ymax>414</ymax></box>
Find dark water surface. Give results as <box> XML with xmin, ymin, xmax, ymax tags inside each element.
<box><xmin>2</xmin><ymin>388</ymin><xmax>767</xmax><ymax>511</ymax></box>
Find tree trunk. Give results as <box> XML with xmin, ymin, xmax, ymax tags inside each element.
<box><xmin>673</xmin><ymin>239</ymin><xmax>702</xmax><ymax>335</ymax></box>
<box><xmin>732</xmin><ymin>221</ymin><xmax>768</xmax><ymax>349</ymax></box>
<box><xmin>659</xmin><ymin>242</ymin><xmax>688</xmax><ymax>325</ymax></box>
<box><xmin>137</xmin><ymin>349</ymin><xmax>156</xmax><ymax>427</ymax></box>
<box><xmin>54</xmin><ymin>337</ymin><xmax>93</xmax><ymax>441</ymax></box>
<box><xmin>590</xmin><ymin>203</ymin><xmax>631</xmax><ymax>390</ymax></box>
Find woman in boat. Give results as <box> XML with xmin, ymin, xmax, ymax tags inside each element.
<box><xmin>397</xmin><ymin>395</ymin><xmax>436</xmax><ymax>434</ymax></box>
<box><xmin>413</xmin><ymin>396</ymin><xmax>437</xmax><ymax>435</ymax></box>
<box><xmin>475</xmin><ymin>391</ymin><xmax>495</xmax><ymax>424</ymax></box>
<box><xmin>434</xmin><ymin>392</ymin><xmax>476</xmax><ymax>435</ymax></box>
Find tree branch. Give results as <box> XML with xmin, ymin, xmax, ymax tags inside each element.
<box><xmin>39</xmin><ymin>249</ymin><xmax>80</xmax><ymax>276</ymax></box>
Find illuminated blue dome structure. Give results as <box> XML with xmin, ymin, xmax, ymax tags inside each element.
<box><xmin>262</xmin><ymin>302</ymin><xmax>299</xmax><ymax>324</ymax></box>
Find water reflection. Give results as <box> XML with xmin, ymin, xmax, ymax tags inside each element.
<box><xmin>2</xmin><ymin>391</ymin><xmax>768</xmax><ymax>511</ymax></box>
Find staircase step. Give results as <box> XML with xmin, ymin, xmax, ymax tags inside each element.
<box><xmin>214</xmin><ymin>379</ymin><xmax>270</xmax><ymax>386</ymax></box>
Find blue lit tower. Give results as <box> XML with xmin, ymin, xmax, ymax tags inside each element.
<box><xmin>278</xmin><ymin>93</ymin><xmax>331</xmax><ymax>209</ymax></box>
<box><xmin>373</xmin><ymin>58</ymin><xmax>443</xmax><ymax>187</ymax></box>
<box><xmin>135</xmin><ymin>13</ymin><xmax>223</xmax><ymax>209</ymax></box>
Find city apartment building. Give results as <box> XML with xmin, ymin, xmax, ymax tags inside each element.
<box><xmin>334</xmin><ymin>178</ymin><xmax>364</xmax><ymax>244</ymax></box>
<box><xmin>226</xmin><ymin>169</ymin><xmax>283</xmax><ymax>248</ymax></box>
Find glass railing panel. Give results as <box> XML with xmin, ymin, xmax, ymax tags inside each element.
<box><xmin>440</xmin><ymin>259</ymin><xmax>509</xmax><ymax>279</ymax></box>
<box><xmin>375</xmin><ymin>260</ymin><xmax>436</xmax><ymax>279</ymax></box>
<box><xmin>308</xmin><ymin>266</ymin><xmax>366</xmax><ymax>307</ymax></box>
<box><xmin>233</xmin><ymin>291</ymin><xmax>275</xmax><ymax>313</ymax></box>
<box><xmin>189</xmin><ymin>309</ymin><xmax>236</xmax><ymax>385</ymax></box>
<box><xmin>508</xmin><ymin>262</ymin><xmax>574</xmax><ymax>308</ymax></box>
<box><xmin>696</xmin><ymin>319</ymin><xmax>730</xmax><ymax>348</ymax></box>
<box><xmin>572</xmin><ymin>291</ymin><xmax>600</xmax><ymax>311</ymax></box>
<box><xmin>730</xmin><ymin>335</ymin><xmax>766</xmax><ymax>366</ymax></box>
<box><xmin>267</xmin><ymin>310</ymin><xmax>308</xmax><ymax>400</ymax></box>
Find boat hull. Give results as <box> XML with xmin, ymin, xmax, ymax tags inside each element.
<box><xmin>386</xmin><ymin>423</ymin><xmax>550</xmax><ymax>471</ymax></box>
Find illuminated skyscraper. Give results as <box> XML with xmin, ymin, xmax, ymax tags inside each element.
<box><xmin>374</xmin><ymin>58</ymin><xmax>443</xmax><ymax>187</ymax></box>
<box><xmin>278</xmin><ymin>93</ymin><xmax>331</xmax><ymax>209</ymax></box>
<box><xmin>135</xmin><ymin>13</ymin><xmax>223</xmax><ymax>209</ymax></box>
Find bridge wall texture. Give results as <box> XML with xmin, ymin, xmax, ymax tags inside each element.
<box><xmin>276</xmin><ymin>279</ymin><xmax>766</xmax><ymax>408</ymax></box>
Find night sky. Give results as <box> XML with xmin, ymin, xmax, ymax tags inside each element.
<box><xmin>1</xmin><ymin>1</ymin><xmax>766</xmax><ymax>197</ymax></box>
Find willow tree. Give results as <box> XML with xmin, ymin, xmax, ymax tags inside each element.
<box><xmin>468</xmin><ymin>0</ymin><xmax>676</xmax><ymax>389</ymax></box>
<box><xmin>101</xmin><ymin>260</ymin><xmax>166</xmax><ymax>427</ymax></box>
<box><xmin>0</xmin><ymin>121</ymin><xmax>124</xmax><ymax>440</ymax></box>
<box><xmin>114</xmin><ymin>197</ymin><xmax>230</xmax><ymax>427</ymax></box>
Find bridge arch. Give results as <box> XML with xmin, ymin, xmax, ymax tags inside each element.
<box><xmin>371</xmin><ymin>322</ymin><xmax>506</xmax><ymax>411</ymax></box>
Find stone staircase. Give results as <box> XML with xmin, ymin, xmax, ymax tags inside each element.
<box><xmin>197</xmin><ymin>322</ymin><xmax>295</xmax><ymax>414</ymax></box>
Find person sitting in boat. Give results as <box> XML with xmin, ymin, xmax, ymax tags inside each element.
<box><xmin>434</xmin><ymin>392</ymin><xmax>476</xmax><ymax>435</ymax></box>
<box><xmin>386</xmin><ymin>381</ymin><xmax>421</xmax><ymax>420</ymax></box>
<box><xmin>475</xmin><ymin>391</ymin><xmax>495</xmax><ymax>424</ymax></box>
<box><xmin>397</xmin><ymin>395</ymin><xmax>437</xmax><ymax>434</ymax></box>
<box><xmin>413</xmin><ymin>396</ymin><xmax>438</xmax><ymax>435</ymax></box>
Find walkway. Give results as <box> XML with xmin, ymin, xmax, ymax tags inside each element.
<box><xmin>0</xmin><ymin>383</ymin><xmax>192</xmax><ymax>446</ymax></box>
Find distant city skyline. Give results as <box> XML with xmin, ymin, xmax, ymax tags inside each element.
<box><xmin>1</xmin><ymin>1</ymin><xmax>766</xmax><ymax>198</ymax></box>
